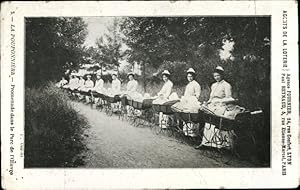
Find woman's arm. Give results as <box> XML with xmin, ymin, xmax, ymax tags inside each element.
<box><xmin>165</xmin><ymin>82</ymin><xmax>173</xmax><ymax>98</ymax></box>
<box><xmin>224</xmin><ymin>83</ymin><xmax>232</xmax><ymax>98</ymax></box>
<box><xmin>207</xmin><ymin>83</ymin><xmax>215</xmax><ymax>103</ymax></box>
<box><xmin>195</xmin><ymin>83</ymin><xmax>201</xmax><ymax>100</ymax></box>
<box><xmin>133</xmin><ymin>81</ymin><xmax>138</xmax><ymax>92</ymax></box>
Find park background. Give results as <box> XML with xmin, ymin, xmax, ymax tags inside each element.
<box><xmin>25</xmin><ymin>17</ymin><xmax>270</xmax><ymax>167</ymax></box>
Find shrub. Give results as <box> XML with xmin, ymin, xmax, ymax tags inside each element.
<box><xmin>25</xmin><ymin>82</ymin><xmax>88</xmax><ymax>167</ymax></box>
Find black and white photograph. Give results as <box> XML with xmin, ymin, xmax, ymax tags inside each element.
<box><xmin>25</xmin><ymin>16</ymin><xmax>270</xmax><ymax>168</ymax></box>
<box><xmin>1</xmin><ymin>1</ymin><xmax>299</xmax><ymax>189</ymax></box>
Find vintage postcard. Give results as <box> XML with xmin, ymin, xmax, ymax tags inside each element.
<box><xmin>1</xmin><ymin>1</ymin><xmax>299</xmax><ymax>189</ymax></box>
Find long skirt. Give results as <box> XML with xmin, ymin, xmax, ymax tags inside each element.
<box><xmin>201</xmin><ymin>123</ymin><xmax>234</xmax><ymax>149</ymax></box>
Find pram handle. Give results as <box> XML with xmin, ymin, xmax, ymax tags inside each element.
<box><xmin>250</xmin><ymin>109</ymin><xmax>263</xmax><ymax>115</ymax></box>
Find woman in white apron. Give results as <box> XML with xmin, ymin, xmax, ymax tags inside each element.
<box><xmin>68</xmin><ymin>73</ymin><xmax>79</xmax><ymax>90</ymax></box>
<box><xmin>195</xmin><ymin>66</ymin><xmax>234</xmax><ymax>149</ymax></box>
<box><xmin>125</xmin><ymin>72</ymin><xmax>139</xmax><ymax>116</ymax></box>
<box><xmin>154</xmin><ymin>70</ymin><xmax>173</xmax><ymax>129</ymax></box>
<box><xmin>111</xmin><ymin>72</ymin><xmax>121</xmax><ymax>112</ymax></box>
<box><xmin>182</xmin><ymin>68</ymin><xmax>201</xmax><ymax>136</ymax></box>
<box><xmin>92</xmin><ymin>73</ymin><xmax>104</xmax><ymax>106</ymax></box>
<box><xmin>157</xmin><ymin>70</ymin><xmax>173</xmax><ymax>99</ymax></box>
<box><xmin>77</xmin><ymin>74</ymin><xmax>86</xmax><ymax>100</ymax></box>
<box><xmin>111</xmin><ymin>72</ymin><xmax>121</xmax><ymax>94</ymax></box>
<box><xmin>184</xmin><ymin>68</ymin><xmax>201</xmax><ymax>99</ymax></box>
<box><xmin>83</xmin><ymin>74</ymin><xmax>94</xmax><ymax>103</ymax></box>
<box><xmin>126</xmin><ymin>72</ymin><xmax>138</xmax><ymax>95</ymax></box>
<box><xmin>56</xmin><ymin>76</ymin><xmax>68</xmax><ymax>88</ymax></box>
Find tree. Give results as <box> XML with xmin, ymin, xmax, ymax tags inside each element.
<box><xmin>26</xmin><ymin>17</ymin><xmax>88</xmax><ymax>87</ymax></box>
<box><xmin>100</xmin><ymin>18</ymin><xmax>125</xmax><ymax>73</ymax></box>
<box><xmin>120</xmin><ymin>17</ymin><xmax>223</xmax><ymax>89</ymax></box>
<box><xmin>120</xmin><ymin>17</ymin><xmax>270</xmax><ymax>109</ymax></box>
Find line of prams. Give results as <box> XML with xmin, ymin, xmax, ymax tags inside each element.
<box><xmin>56</xmin><ymin>66</ymin><xmax>264</xmax><ymax>164</ymax></box>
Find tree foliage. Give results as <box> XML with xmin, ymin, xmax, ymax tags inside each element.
<box><xmin>91</xmin><ymin>18</ymin><xmax>125</xmax><ymax>73</ymax></box>
<box><xmin>120</xmin><ymin>17</ymin><xmax>270</xmax><ymax>111</ymax></box>
<box><xmin>26</xmin><ymin>17</ymin><xmax>88</xmax><ymax>87</ymax></box>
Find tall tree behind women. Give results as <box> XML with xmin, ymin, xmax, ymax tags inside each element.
<box><xmin>25</xmin><ymin>17</ymin><xmax>88</xmax><ymax>87</ymax></box>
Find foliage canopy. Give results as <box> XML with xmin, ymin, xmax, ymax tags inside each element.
<box><xmin>26</xmin><ymin>17</ymin><xmax>88</xmax><ymax>87</ymax></box>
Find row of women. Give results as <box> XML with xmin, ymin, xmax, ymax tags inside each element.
<box><xmin>57</xmin><ymin>66</ymin><xmax>243</xmax><ymax>150</ymax></box>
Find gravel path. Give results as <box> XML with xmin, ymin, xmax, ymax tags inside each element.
<box><xmin>72</xmin><ymin>102</ymin><xmax>254</xmax><ymax>168</ymax></box>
